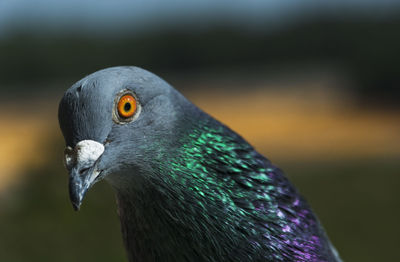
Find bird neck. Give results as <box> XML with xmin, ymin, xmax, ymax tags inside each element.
<box><xmin>112</xmin><ymin>116</ymin><xmax>339</xmax><ymax>261</ymax></box>
<box><xmin>111</xmin><ymin>119</ymin><xmax>264</xmax><ymax>261</ymax></box>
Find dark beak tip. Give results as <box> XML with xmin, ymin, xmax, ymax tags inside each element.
<box><xmin>72</xmin><ymin>202</ymin><xmax>81</xmax><ymax>211</ymax></box>
<box><xmin>69</xmin><ymin>192</ymin><xmax>83</xmax><ymax>211</ymax></box>
<box><xmin>68</xmin><ymin>175</ymin><xmax>86</xmax><ymax>212</ymax></box>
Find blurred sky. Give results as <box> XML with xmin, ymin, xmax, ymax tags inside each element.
<box><xmin>1</xmin><ymin>0</ymin><xmax>400</xmax><ymax>36</ymax></box>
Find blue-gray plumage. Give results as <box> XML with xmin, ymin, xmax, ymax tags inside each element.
<box><xmin>58</xmin><ymin>66</ymin><xmax>341</xmax><ymax>262</ymax></box>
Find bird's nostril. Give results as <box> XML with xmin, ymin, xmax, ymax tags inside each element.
<box><xmin>79</xmin><ymin>167</ymin><xmax>90</xmax><ymax>175</ymax></box>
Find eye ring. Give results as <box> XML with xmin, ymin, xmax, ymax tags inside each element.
<box><xmin>113</xmin><ymin>90</ymin><xmax>140</xmax><ymax>124</ymax></box>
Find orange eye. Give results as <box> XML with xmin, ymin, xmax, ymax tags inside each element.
<box><xmin>117</xmin><ymin>94</ymin><xmax>137</xmax><ymax>119</ymax></box>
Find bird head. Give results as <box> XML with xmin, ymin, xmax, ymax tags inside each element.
<box><xmin>58</xmin><ymin>66</ymin><xmax>188</xmax><ymax>210</ymax></box>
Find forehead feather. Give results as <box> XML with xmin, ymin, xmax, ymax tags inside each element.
<box><xmin>76</xmin><ymin>66</ymin><xmax>172</xmax><ymax>103</ymax></box>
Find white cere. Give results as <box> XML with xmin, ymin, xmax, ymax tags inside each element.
<box><xmin>64</xmin><ymin>140</ymin><xmax>104</xmax><ymax>170</ymax></box>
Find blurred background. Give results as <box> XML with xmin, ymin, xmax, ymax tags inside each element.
<box><xmin>0</xmin><ymin>0</ymin><xmax>399</xmax><ymax>261</ymax></box>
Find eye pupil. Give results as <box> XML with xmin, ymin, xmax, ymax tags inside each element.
<box><xmin>124</xmin><ymin>102</ymin><xmax>131</xmax><ymax>112</ymax></box>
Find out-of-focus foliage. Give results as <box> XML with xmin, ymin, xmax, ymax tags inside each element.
<box><xmin>1</xmin><ymin>15</ymin><xmax>400</xmax><ymax>106</ymax></box>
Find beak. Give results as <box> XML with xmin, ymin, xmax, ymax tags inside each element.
<box><xmin>64</xmin><ymin>140</ymin><xmax>105</xmax><ymax>211</ymax></box>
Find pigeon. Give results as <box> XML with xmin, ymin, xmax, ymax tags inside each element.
<box><xmin>58</xmin><ymin>66</ymin><xmax>341</xmax><ymax>262</ymax></box>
